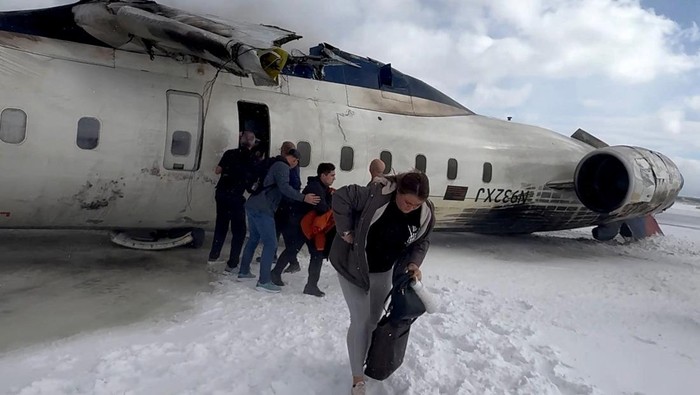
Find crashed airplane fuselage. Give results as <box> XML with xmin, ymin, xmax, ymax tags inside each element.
<box><xmin>0</xmin><ymin>1</ymin><xmax>684</xmax><ymax>246</ymax></box>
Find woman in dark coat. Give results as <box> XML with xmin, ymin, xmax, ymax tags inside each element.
<box><xmin>329</xmin><ymin>171</ymin><xmax>435</xmax><ymax>394</ymax></box>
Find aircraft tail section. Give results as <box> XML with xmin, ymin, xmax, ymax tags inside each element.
<box><xmin>571</xmin><ymin>128</ymin><xmax>608</xmax><ymax>149</ymax></box>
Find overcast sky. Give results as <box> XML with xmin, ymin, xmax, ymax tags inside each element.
<box><xmin>3</xmin><ymin>0</ymin><xmax>699</xmax><ymax>196</ymax></box>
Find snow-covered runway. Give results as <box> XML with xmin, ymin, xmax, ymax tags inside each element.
<box><xmin>0</xmin><ymin>204</ymin><xmax>698</xmax><ymax>394</ymax></box>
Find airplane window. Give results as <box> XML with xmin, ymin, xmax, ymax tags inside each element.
<box><xmin>415</xmin><ymin>154</ymin><xmax>427</xmax><ymax>173</ymax></box>
<box><xmin>380</xmin><ymin>151</ymin><xmax>392</xmax><ymax>174</ymax></box>
<box><xmin>447</xmin><ymin>158</ymin><xmax>458</xmax><ymax>180</ymax></box>
<box><xmin>483</xmin><ymin>162</ymin><xmax>493</xmax><ymax>183</ymax></box>
<box><xmin>340</xmin><ymin>146</ymin><xmax>354</xmax><ymax>171</ymax></box>
<box><xmin>0</xmin><ymin>108</ymin><xmax>27</xmax><ymax>144</ymax></box>
<box><xmin>76</xmin><ymin>117</ymin><xmax>100</xmax><ymax>150</ymax></box>
<box><xmin>297</xmin><ymin>141</ymin><xmax>311</xmax><ymax>168</ymax></box>
<box><xmin>171</xmin><ymin>130</ymin><xmax>191</xmax><ymax>156</ymax></box>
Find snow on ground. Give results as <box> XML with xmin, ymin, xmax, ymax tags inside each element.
<box><xmin>0</xmin><ymin>205</ymin><xmax>698</xmax><ymax>395</ymax></box>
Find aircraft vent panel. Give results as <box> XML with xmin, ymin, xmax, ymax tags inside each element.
<box><xmin>444</xmin><ymin>185</ymin><xmax>469</xmax><ymax>201</ymax></box>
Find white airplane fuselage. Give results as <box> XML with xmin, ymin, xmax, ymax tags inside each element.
<box><xmin>0</xmin><ymin>31</ymin><xmax>671</xmax><ymax>235</ymax></box>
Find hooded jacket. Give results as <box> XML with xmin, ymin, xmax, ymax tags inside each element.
<box><xmin>329</xmin><ymin>177</ymin><xmax>435</xmax><ymax>291</ymax></box>
<box><xmin>245</xmin><ymin>157</ymin><xmax>304</xmax><ymax>216</ymax></box>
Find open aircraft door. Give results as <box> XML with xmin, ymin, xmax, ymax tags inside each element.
<box><xmin>164</xmin><ymin>90</ymin><xmax>203</xmax><ymax>171</ymax></box>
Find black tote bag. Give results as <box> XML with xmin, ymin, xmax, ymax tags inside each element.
<box><xmin>364</xmin><ymin>316</ymin><xmax>416</xmax><ymax>380</ymax></box>
<box><xmin>364</xmin><ymin>273</ymin><xmax>425</xmax><ymax>380</ymax></box>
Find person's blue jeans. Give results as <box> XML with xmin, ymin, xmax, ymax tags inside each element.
<box><xmin>239</xmin><ymin>208</ymin><xmax>277</xmax><ymax>284</ymax></box>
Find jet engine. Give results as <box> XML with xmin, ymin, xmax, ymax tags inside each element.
<box><xmin>574</xmin><ymin>146</ymin><xmax>684</xmax><ymax>217</ymax></box>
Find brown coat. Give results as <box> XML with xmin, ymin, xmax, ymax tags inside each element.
<box><xmin>329</xmin><ymin>177</ymin><xmax>435</xmax><ymax>291</ymax></box>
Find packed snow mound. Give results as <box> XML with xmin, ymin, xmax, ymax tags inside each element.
<box><xmin>0</xmin><ymin>204</ymin><xmax>698</xmax><ymax>394</ymax></box>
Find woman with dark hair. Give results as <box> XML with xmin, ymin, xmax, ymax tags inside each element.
<box><xmin>329</xmin><ymin>171</ymin><xmax>435</xmax><ymax>394</ymax></box>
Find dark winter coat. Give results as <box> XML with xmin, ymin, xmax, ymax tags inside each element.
<box><xmin>329</xmin><ymin>177</ymin><xmax>435</xmax><ymax>291</ymax></box>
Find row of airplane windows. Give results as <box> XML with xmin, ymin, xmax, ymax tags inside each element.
<box><xmin>1</xmin><ymin>107</ymin><xmax>494</xmax><ymax>183</ymax></box>
<box><xmin>295</xmin><ymin>142</ymin><xmax>493</xmax><ymax>183</ymax></box>
<box><xmin>0</xmin><ymin>108</ymin><xmax>99</xmax><ymax>150</ymax></box>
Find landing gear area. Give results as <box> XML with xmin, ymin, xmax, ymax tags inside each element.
<box><xmin>110</xmin><ymin>228</ymin><xmax>206</xmax><ymax>250</ymax></box>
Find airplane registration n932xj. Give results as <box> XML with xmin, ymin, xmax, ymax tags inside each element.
<box><xmin>0</xmin><ymin>0</ymin><xmax>684</xmax><ymax>250</ymax></box>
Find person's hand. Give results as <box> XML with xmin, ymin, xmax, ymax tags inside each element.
<box><xmin>340</xmin><ymin>231</ymin><xmax>354</xmax><ymax>244</ymax></box>
<box><xmin>304</xmin><ymin>193</ymin><xmax>321</xmax><ymax>205</ymax></box>
<box><xmin>407</xmin><ymin>263</ymin><xmax>422</xmax><ymax>281</ymax></box>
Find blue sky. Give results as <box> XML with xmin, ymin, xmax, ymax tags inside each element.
<box><xmin>3</xmin><ymin>0</ymin><xmax>699</xmax><ymax>196</ymax></box>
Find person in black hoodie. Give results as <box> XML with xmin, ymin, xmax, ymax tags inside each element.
<box><xmin>271</xmin><ymin>162</ymin><xmax>336</xmax><ymax>296</ymax></box>
<box><xmin>207</xmin><ymin>130</ymin><xmax>257</xmax><ymax>269</ymax></box>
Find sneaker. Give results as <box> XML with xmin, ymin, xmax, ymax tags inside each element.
<box><xmin>207</xmin><ymin>258</ymin><xmax>225</xmax><ymax>265</ymax></box>
<box><xmin>222</xmin><ymin>265</ymin><xmax>235</xmax><ymax>275</ymax></box>
<box><xmin>236</xmin><ymin>272</ymin><xmax>256</xmax><ymax>281</ymax></box>
<box><xmin>255</xmin><ymin>282</ymin><xmax>281</xmax><ymax>293</ymax></box>
<box><xmin>351</xmin><ymin>382</ymin><xmax>365</xmax><ymax>395</ymax></box>
<box><xmin>270</xmin><ymin>271</ymin><xmax>285</xmax><ymax>287</ymax></box>
<box><xmin>303</xmin><ymin>286</ymin><xmax>325</xmax><ymax>297</ymax></box>
<box><xmin>284</xmin><ymin>263</ymin><xmax>301</xmax><ymax>273</ymax></box>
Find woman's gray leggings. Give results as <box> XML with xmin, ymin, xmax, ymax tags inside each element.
<box><xmin>338</xmin><ymin>271</ymin><xmax>393</xmax><ymax>376</ymax></box>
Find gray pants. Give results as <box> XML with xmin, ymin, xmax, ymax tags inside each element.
<box><xmin>338</xmin><ymin>271</ymin><xmax>393</xmax><ymax>376</ymax></box>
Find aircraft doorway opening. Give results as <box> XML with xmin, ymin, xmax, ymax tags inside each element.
<box><xmin>238</xmin><ymin>101</ymin><xmax>270</xmax><ymax>159</ymax></box>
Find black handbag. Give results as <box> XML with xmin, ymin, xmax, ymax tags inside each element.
<box><xmin>364</xmin><ymin>273</ymin><xmax>426</xmax><ymax>380</ymax></box>
<box><xmin>389</xmin><ymin>273</ymin><xmax>427</xmax><ymax>322</ymax></box>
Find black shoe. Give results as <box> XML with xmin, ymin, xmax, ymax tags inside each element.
<box><xmin>284</xmin><ymin>263</ymin><xmax>301</xmax><ymax>273</ymax></box>
<box><xmin>226</xmin><ymin>262</ymin><xmax>238</xmax><ymax>270</ymax></box>
<box><xmin>271</xmin><ymin>271</ymin><xmax>285</xmax><ymax>286</ymax></box>
<box><xmin>303</xmin><ymin>286</ymin><xmax>325</xmax><ymax>297</ymax></box>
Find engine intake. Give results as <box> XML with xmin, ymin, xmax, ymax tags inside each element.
<box><xmin>574</xmin><ymin>146</ymin><xmax>684</xmax><ymax>216</ymax></box>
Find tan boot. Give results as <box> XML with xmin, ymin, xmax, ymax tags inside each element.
<box><xmin>351</xmin><ymin>381</ymin><xmax>365</xmax><ymax>395</ymax></box>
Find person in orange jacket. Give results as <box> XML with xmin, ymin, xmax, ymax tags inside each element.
<box><xmin>301</xmin><ymin>208</ymin><xmax>335</xmax><ymax>253</ymax></box>
<box><xmin>271</xmin><ymin>163</ymin><xmax>336</xmax><ymax>296</ymax></box>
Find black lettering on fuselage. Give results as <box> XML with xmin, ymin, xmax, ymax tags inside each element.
<box><xmin>485</xmin><ymin>188</ymin><xmax>496</xmax><ymax>202</ymax></box>
<box><xmin>494</xmin><ymin>189</ymin><xmax>504</xmax><ymax>202</ymax></box>
<box><xmin>475</xmin><ymin>188</ymin><xmax>485</xmax><ymax>201</ymax></box>
<box><xmin>474</xmin><ymin>188</ymin><xmax>530</xmax><ymax>205</ymax></box>
<box><xmin>502</xmin><ymin>189</ymin><xmax>512</xmax><ymax>203</ymax></box>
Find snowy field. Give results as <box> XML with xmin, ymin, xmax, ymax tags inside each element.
<box><xmin>0</xmin><ymin>204</ymin><xmax>698</xmax><ymax>395</ymax></box>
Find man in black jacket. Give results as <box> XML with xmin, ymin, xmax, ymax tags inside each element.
<box><xmin>271</xmin><ymin>162</ymin><xmax>336</xmax><ymax>296</ymax></box>
<box><xmin>207</xmin><ymin>130</ymin><xmax>257</xmax><ymax>270</ymax></box>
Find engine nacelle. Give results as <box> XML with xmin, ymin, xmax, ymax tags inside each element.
<box><xmin>574</xmin><ymin>146</ymin><xmax>684</xmax><ymax>216</ymax></box>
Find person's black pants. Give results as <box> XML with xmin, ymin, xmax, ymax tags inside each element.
<box><xmin>272</xmin><ymin>224</ymin><xmax>334</xmax><ymax>290</ymax></box>
<box><xmin>307</xmin><ymin>227</ymin><xmax>335</xmax><ymax>289</ymax></box>
<box><xmin>272</xmin><ymin>212</ymin><xmax>305</xmax><ymax>273</ymax></box>
<box><xmin>305</xmin><ymin>239</ymin><xmax>324</xmax><ymax>290</ymax></box>
<box><xmin>275</xmin><ymin>204</ymin><xmax>301</xmax><ymax>267</ymax></box>
<box><xmin>208</xmin><ymin>190</ymin><xmax>246</xmax><ymax>268</ymax></box>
